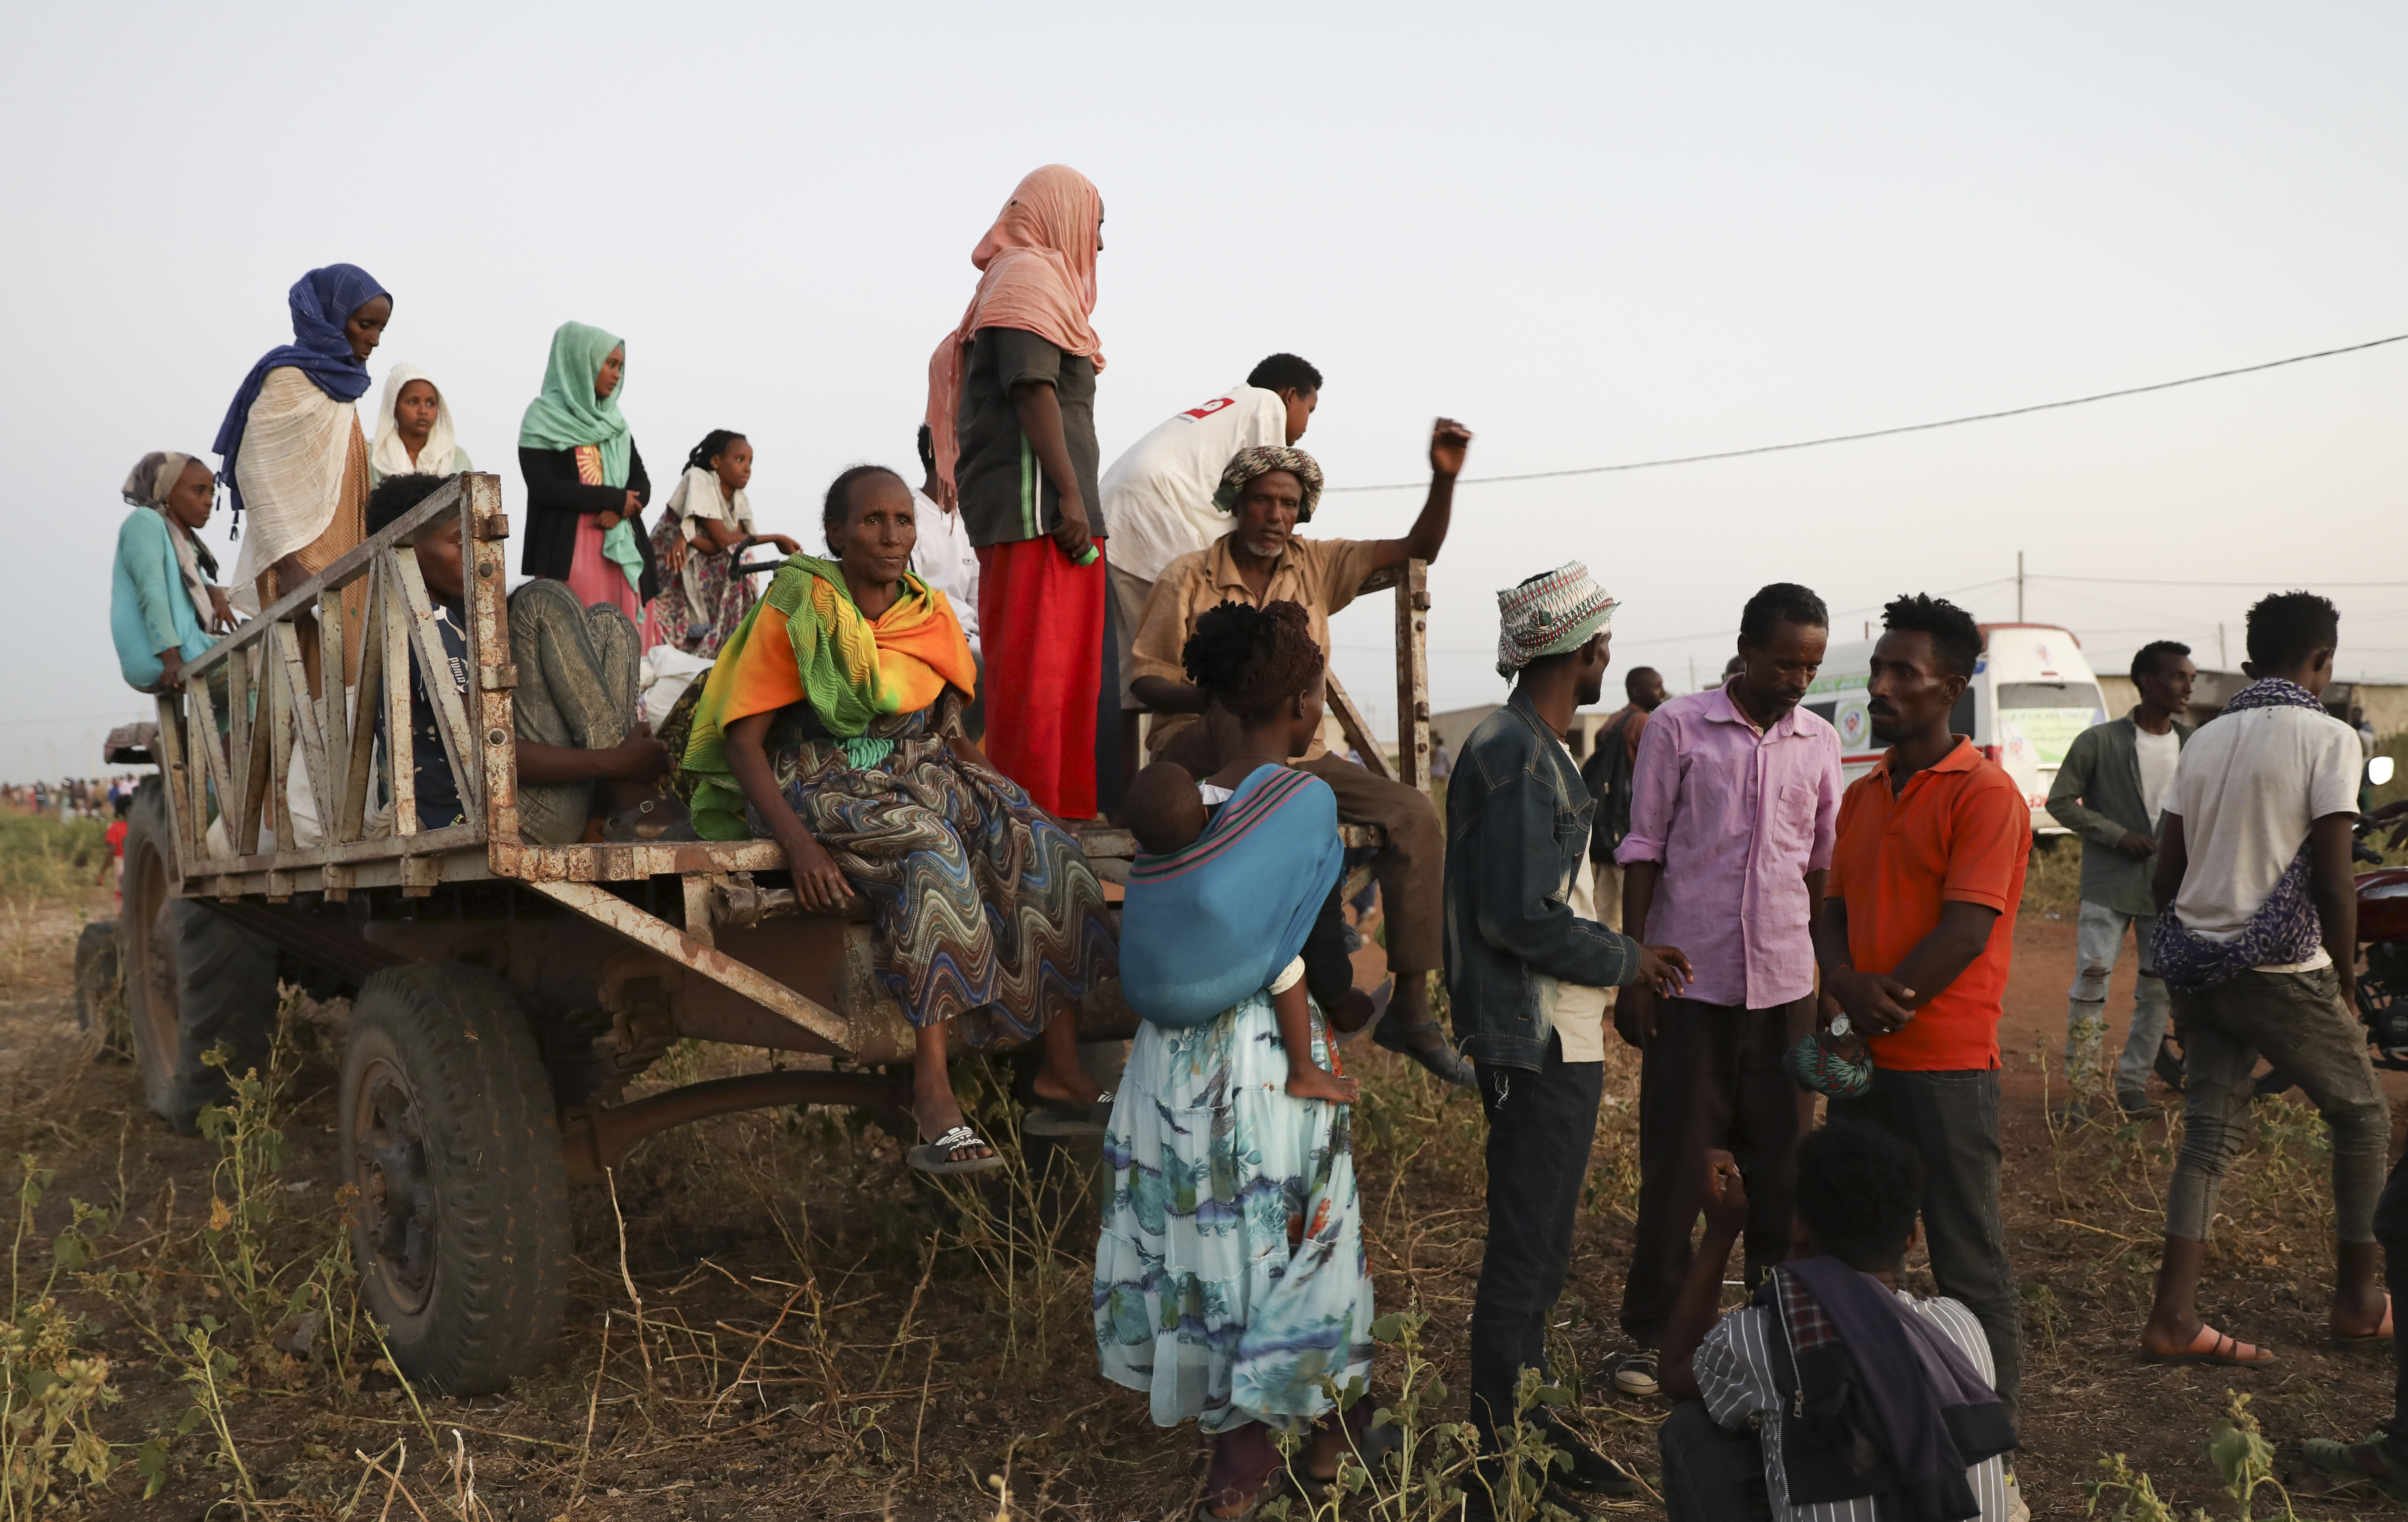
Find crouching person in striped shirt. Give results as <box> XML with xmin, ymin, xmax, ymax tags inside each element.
<box><xmin>1657</xmin><ymin>1122</ymin><xmax>2020</xmax><ymax>1522</ymax></box>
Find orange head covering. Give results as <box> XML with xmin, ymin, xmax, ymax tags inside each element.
<box><xmin>924</xmin><ymin>165</ymin><xmax>1106</xmax><ymax>504</ymax></box>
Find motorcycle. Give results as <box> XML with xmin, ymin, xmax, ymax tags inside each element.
<box><xmin>2360</xmin><ymin>754</ymin><xmax>2408</xmax><ymax>1069</ymax></box>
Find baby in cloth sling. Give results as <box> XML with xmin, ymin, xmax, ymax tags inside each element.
<box><xmin>1121</xmin><ymin>759</ymin><xmax>1360</xmax><ymax>1100</ymax></box>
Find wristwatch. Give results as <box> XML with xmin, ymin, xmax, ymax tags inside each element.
<box><xmin>1828</xmin><ymin>1013</ymin><xmax>1853</xmax><ymax>1039</ymax></box>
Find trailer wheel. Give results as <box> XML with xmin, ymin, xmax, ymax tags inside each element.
<box><xmin>120</xmin><ymin>778</ymin><xmax>278</xmax><ymax>1129</ymax></box>
<box><xmin>342</xmin><ymin>963</ymin><xmax>571</xmax><ymax>1395</ymax></box>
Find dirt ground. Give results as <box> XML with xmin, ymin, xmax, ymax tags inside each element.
<box><xmin>6</xmin><ymin>861</ymin><xmax>2408</xmax><ymax>1519</ymax></box>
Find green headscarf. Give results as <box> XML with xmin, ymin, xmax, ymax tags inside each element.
<box><xmin>519</xmin><ymin>321</ymin><xmax>642</xmax><ymax>594</ymax></box>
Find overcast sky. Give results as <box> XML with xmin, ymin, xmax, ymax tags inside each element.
<box><xmin>4</xmin><ymin>2</ymin><xmax>2402</xmax><ymax>779</ymax></box>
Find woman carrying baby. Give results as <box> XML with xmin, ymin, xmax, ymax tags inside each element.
<box><xmin>1095</xmin><ymin>599</ymin><xmax>1376</xmax><ymax>1519</ymax></box>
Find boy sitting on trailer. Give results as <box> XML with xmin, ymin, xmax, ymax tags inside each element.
<box><xmin>364</xmin><ymin>472</ymin><xmax>688</xmax><ymax>840</ymax></box>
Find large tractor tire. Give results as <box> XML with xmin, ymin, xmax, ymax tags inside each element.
<box><xmin>341</xmin><ymin>963</ymin><xmax>571</xmax><ymax>1395</ymax></box>
<box><xmin>119</xmin><ymin>778</ymin><xmax>278</xmax><ymax>1131</ymax></box>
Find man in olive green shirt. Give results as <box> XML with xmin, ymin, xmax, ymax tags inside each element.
<box><xmin>2045</xmin><ymin>640</ymin><xmax>2196</xmax><ymax>1114</ymax></box>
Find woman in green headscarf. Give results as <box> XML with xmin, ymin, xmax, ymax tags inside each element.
<box><xmin>518</xmin><ymin>322</ymin><xmax>659</xmax><ymax>625</ymax></box>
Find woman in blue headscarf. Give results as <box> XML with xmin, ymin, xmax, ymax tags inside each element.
<box><xmin>518</xmin><ymin>322</ymin><xmax>658</xmax><ymax>628</ymax></box>
<box><xmin>215</xmin><ymin>265</ymin><xmax>391</xmax><ymax>648</ymax></box>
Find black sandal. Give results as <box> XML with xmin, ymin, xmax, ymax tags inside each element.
<box><xmin>908</xmin><ymin>1124</ymin><xmax>1004</xmax><ymax>1175</ymax></box>
<box><xmin>1373</xmin><ymin>1012</ymin><xmax>1475</xmax><ymax>1088</ymax></box>
<box><xmin>1024</xmin><ymin>1095</ymin><xmax>1114</xmax><ymax>1138</ymax></box>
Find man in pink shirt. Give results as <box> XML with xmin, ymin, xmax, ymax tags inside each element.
<box><xmin>1607</xmin><ymin>584</ymin><xmax>1842</xmax><ymax>1398</ymax></box>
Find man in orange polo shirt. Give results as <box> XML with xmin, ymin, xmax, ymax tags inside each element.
<box><xmin>1813</xmin><ymin>593</ymin><xmax>2030</xmax><ymax>1418</ymax></box>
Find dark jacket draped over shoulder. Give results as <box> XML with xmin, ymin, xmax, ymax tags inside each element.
<box><xmin>518</xmin><ymin>442</ymin><xmax>658</xmax><ymax>601</ymax></box>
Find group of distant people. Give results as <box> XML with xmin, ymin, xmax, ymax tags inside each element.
<box><xmin>94</xmin><ymin>158</ymin><xmax>2406</xmax><ymax>1520</ymax></box>
<box><xmin>0</xmin><ymin>777</ymin><xmax>137</xmax><ymax>820</ymax></box>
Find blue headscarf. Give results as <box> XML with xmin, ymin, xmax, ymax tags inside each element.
<box><xmin>211</xmin><ymin>264</ymin><xmax>391</xmax><ymax>522</ymax></box>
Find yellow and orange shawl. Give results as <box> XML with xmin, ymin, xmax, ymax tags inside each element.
<box><xmin>681</xmin><ymin>555</ymin><xmax>976</xmax><ymax>840</ymax></box>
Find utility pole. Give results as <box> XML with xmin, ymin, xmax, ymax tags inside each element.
<box><xmin>2218</xmin><ymin>622</ymin><xmax>2227</xmax><ymax>670</ymax></box>
<box><xmin>2016</xmin><ymin>551</ymin><xmax>2024</xmax><ymax>622</ymax></box>
<box><xmin>1688</xmin><ymin>656</ymin><xmax>1697</xmax><ymax>693</ymax></box>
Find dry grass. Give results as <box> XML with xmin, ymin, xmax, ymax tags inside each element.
<box><xmin>1</xmin><ymin>810</ymin><xmax>2404</xmax><ymax>1517</ymax></box>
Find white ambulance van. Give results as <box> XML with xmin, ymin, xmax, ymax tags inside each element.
<box><xmin>1801</xmin><ymin>623</ymin><xmax>2108</xmax><ymax>835</ymax></box>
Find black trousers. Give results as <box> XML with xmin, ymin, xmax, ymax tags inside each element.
<box><xmin>1829</xmin><ymin>1066</ymin><xmax>2023</xmax><ymax>1417</ymax></box>
<box><xmin>1470</xmin><ymin>1038</ymin><xmax>1602</xmax><ymax>1448</ymax></box>
<box><xmin>1659</xmin><ymin>1400</ymin><xmax>1771</xmax><ymax>1522</ymax></box>
<box><xmin>1620</xmin><ymin>998</ymin><xmax>1806</xmax><ymax>1346</ymax></box>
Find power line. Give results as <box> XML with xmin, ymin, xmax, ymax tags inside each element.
<box><xmin>2032</xmin><ymin>573</ymin><xmax>2408</xmax><ymax>590</ymax></box>
<box><xmin>1326</xmin><ymin>331</ymin><xmax>2408</xmax><ymax>493</ymax></box>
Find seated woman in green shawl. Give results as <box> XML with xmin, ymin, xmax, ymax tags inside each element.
<box><xmin>682</xmin><ymin>465</ymin><xmax>1115</xmax><ymax>1174</ymax></box>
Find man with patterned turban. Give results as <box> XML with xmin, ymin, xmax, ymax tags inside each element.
<box><xmin>1128</xmin><ymin>418</ymin><xmax>1474</xmax><ymax>1087</ymax></box>
<box><xmin>1098</xmin><ymin>354</ymin><xmax>1324</xmax><ymax>781</ymax></box>
<box><xmin>1446</xmin><ymin>562</ymin><xmax>1692</xmax><ymax>1508</ymax></box>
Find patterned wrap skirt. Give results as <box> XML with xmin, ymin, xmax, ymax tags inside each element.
<box><xmin>750</xmin><ymin>690</ymin><xmax>1114</xmax><ymax>1047</ymax></box>
<box><xmin>1093</xmin><ymin>995</ymin><xmax>1374</xmax><ymax>1432</ymax></box>
<box><xmin>650</xmin><ymin>514</ymin><xmax>758</xmax><ymax>657</ymax></box>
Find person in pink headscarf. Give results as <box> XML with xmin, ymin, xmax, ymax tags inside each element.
<box><xmin>925</xmin><ymin>165</ymin><xmax>1113</xmax><ymax>820</ymax></box>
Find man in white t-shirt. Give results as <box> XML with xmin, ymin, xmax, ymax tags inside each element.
<box><xmin>2138</xmin><ymin>591</ymin><xmax>2384</xmax><ymax>1366</ymax></box>
<box><xmin>1097</xmin><ymin>354</ymin><xmax>1321</xmax><ymax>777</ymax></box>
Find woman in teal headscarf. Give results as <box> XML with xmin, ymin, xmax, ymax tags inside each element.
<box><xmin>518</xmin><ymin>322</ymin><xmax>658</xmax><ymax>623</ymax></box>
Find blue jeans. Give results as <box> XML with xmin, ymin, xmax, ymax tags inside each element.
<box><xmin>1470</xmin><ymin>1037</ymin><xmax>1602</xmax><ymax>1449</ymax></box>
<box><xmin>2065</xmin><ymin>900</ymin><xmax>2170</xmax><ymax>1103</ymax></box>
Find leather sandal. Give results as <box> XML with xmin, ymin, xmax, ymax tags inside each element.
<box><xmin>1373</xmin><ymin>1010</ymin><xmax>1475</xmax><ymax>1088</ymax></box>
<box><xmin>2302</xmin><ymin>1435</ymin><xmax>2408</xmax><ymax>1503</ymax></box>
<box><xmin>2144</xmin><ymin>1322</ymin><xmax>2274</xmax><ymax>1366</ymax></box>
<box><xmin>2335</xmin><ymin>1295</ymin><xmax>2394</xmax><ymax>1345</ymax></box>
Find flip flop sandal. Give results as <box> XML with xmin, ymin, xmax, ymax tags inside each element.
<box><xmin>2302</xmin><ymin>1436</ymin><xmax>2408</xmax><ymax>1504</ymax></box>
<box><xmin>1023</xmin><ymin>1096</ymin><xmax>1114</xmax><ymax>1138</ymax></box>
<box><xmin>1783</xmin><ymin>1032</ymin><xmax>1873</xmax><ymax>1098</ymax></box>
<box><xmin>602</xmin><ymin>795</ymin><xmax>699</xmax><ymax>842</ymax></box>
<box><xmin>907</xmin><ymin>1124</ymin><xmax>1004</xmax><ymax>1175</ymax></box>
<box><xmin>2144</xmin><ymin>1323</ymin><xmax>2274</xmax><ymax>1366</ymax></box>
<box><xmin>2334</xmin><ymin>1295</ymin><xmax>2394</xmax><ymax>1345</ymax></box>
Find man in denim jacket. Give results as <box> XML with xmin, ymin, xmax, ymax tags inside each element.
<box><xmin>1446</xmin><ymin>562</ymin><xmax>1691</xmax><ymax>1512</ymax></box>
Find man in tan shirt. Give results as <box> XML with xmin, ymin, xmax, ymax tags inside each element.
<box><xmin>1129</xmin><ymin>420</ymin><xmax>1473</xmax><ymax>1086</ymax></box>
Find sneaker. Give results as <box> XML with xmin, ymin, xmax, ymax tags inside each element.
<box><xmin>1610</xmin><ymin>1348</ymin><xmax>1660</xmax><ymax>1398</ymax></box>
<box><xmin>2115</xmin><ymin>1088</ymin><xmax>2152</xmax><ymax>1117</ymax></box>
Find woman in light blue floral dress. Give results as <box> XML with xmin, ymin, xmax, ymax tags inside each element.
<box><xmin>1095</xmin><ymin>600</ymin><xmax>1374</xmax><ymax>1518</ymax></box>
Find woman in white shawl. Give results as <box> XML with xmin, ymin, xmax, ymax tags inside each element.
<box><xmin>648</xmin><ymin>429</ymin><xmax>798</xmax><ymax>656</ymax></box>
<box><xmin>368</xmin><ymin>364</ymin><xmax>473</xmax><ymax>486</ymax></box>
<box><xmin>212</xmin><ymin>264</ymin><xmax>392</xmax><ymax>687</ymax></box>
